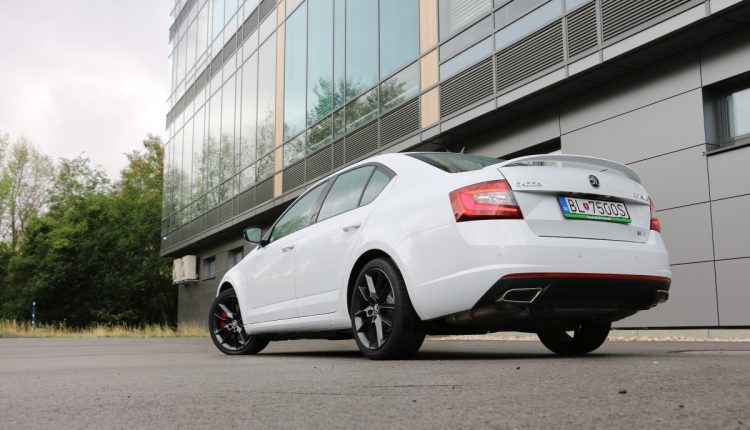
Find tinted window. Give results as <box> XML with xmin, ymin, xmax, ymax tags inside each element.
<box><xmin>359</xmin><ymin>169</ymin><xmax>391</xmax><ymax>206</ymax></box>
<box><xmin>271</xmin><ymin>182</ymin><xmax>328</xmax><ymax>242</ymax></box>
<box><xmin>318</xmin><ymin>167</ymin><xmax>375</xmax><ymax>221</ymax></box>
<box><xmin>409</xmin><ymin>153</ymin><xmax>501</xmax><ymax>173</ymax></box>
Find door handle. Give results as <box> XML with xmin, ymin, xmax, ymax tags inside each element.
<box><xmin>343</xmin><ymin>224</ymin><xmax>361</xmax><ymax>232</ymax></box>
<box><xmin>282</xmin><ymin>245</ymin><xmax>295</xmax><ymax>252</ymax></box>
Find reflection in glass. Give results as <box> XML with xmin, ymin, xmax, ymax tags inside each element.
<box><xmin>257</xmin><ymin>153</ymin><xmax>275</xmax><ymax>181</ymax></box>
<box><xmin>284</xmin><ymin>2</ymin><xmax>308</xmax><ymax>141</ymax></box>
<box><xmin>221</xmin><ymin>75</ymin><xmax>236</xmax><ymax>180</ymax></box>
<box><xmin>193</xmin><ymin>107</ymin><xmax>206</xmax><ymax>198</ymax></box>
<box><xmin>239</xmin><ymin>163</ymin><xmax>256</xmax><ymax>191</ymax></box>
<box><xmin>440</xmin><ymin>16</ymin><xmax>492</xmax><ymax>61</ymax></box>
<box><xmin>438</xmin><ymin>0</ymin><xmax>492</xmax><ymax>40</ymax></box>
<box><xmin>380</xmin><ymin>62</ymin><xmax>420</xmax><ymax>113</ymax></box>
<box><xmin>494</xmin><ymin>0</ymin><xmax>547</xmax><ymax>29</ymax></box>
<box><xmin>346</xmin><ymin>0</ymin><xmax>378</xmax><ymax>102</ymax></box>
<box><xmin>333</xmin><ymin>0</ymin><xmax>345</xmax><ymax>109</ymax></box>
<box><xmin>333</xmin><ymin>108</ymin><xmax>345</xmax><ymax>137</ymax></box>
<box><xmin>494</xmin><ymin>0</ymin><xmax>562</xmax><ymax>50</ymax></box>
<box><xmin>439</xmin><ymin>37</ymin><xmax>492</xmax><ymax>80</ymax></box>
<box><xmin>317</xmin><ymin>166</ymin><xmax>374</xmax><ymax>221</ymax></box>
<box><xmin>727</xmin><ymin>88</ymin><xmax>750</xmax><ymax>139</ymax></box>
<box><xmin>360</xmin><ymin>169</ymin><xmax>390</xmax><ymax>206</ymax></box>
<box><xmin>257</xmin><ymin>34</ymin><xmax>276</xmax><ymax>157</ymax></box>
<box><xmin>197</xmin><ymin>4</ymin><xmax>209</xmax><ymax>57</ymax></box>
<box><xmin>308</xmin><ymin>0</ymin><xmax>334</xmax><ymax>126</ymax></box>
<box><xmin>379</xmin><ymin>0</ymin><xmax>418</xmax><ymax>77</ymax></box>
<box><xmin>284</xmin><ymin>133</ymin><xmax>306</xmax><ymax>166</ymax></box>
<box><xmin>271</xmin><ymin>182</ymin><xmax>328</xmax><ymax>241</ymax></box>
<box><xmin>240</xmin><ymin>53</ymin><xmax>258</xmax><ymax>170</ymax></box>
<box><xmin>212</xmin><ymin>0</ymin><xmax>224</xmax><ymax>40</ymax></box>
<box><xmin>308</xmin><ymin>117</ymin><xmax>332</xmax><ymax>152</ymax></box>
<box><xmin>346</xmin><ymin>88</ymin><xmax>378</xmax><ymax>131</ymax></box>
<box><xmin>207</xmin><ymin>91</ymin><xmax>222</xmax><ymax>189</ymax></box>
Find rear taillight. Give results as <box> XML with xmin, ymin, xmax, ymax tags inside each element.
<box><xmin>650</xmin><ymin>198</ymin><xmax>661</xmax><ymax>232</ymax></box>
<box><xmin>449</xmin><ymin>180</ymin><xmax>523</xmax><ymax>222</ymax></box>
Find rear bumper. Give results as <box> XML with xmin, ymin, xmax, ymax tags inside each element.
<box><xmin>478</xmin><ymin>272</ymin><xmax>671</xmax><ymax>310</ymax></box>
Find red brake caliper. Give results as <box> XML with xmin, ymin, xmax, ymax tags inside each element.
<box><xmin>218</xmin><ymin>311</ymin><xmax>227</xmax><ymax>329</ymax></box>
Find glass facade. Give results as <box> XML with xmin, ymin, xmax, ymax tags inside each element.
<box><xmin>163</xmin><ymin>0</ymin><xmax>597</xmax><ymax>239</ymax></box>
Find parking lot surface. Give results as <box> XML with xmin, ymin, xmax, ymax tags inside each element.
<box><xmin>1</xmin><ymin>337</ymin><xmax>748</xmax><ymax>429</ymax></box>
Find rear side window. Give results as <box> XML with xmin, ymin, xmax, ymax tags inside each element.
<box><xmin>409</xmin><ymin>152</ymin><xmax>501</xmax><ymax>173</ymax></box>
<box><xmin>359</xmin><ymin>169</ymin><xmax>391</xmax><ymax>206</ymax></box>
<box><xmin>318</xmin><ymin>167</ymin><xmax>375</xmax><ymax>221</ymax></box>
<box><xmin>270</xmin><ymin>181</ymin><xmax>328</xmax><ymax>242</ymax></box>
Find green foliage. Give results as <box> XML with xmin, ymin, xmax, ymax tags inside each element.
<box><xmin>0</xmin><ymin>135</ymin><xmax>175</xmax><ymax>327</ymax></box>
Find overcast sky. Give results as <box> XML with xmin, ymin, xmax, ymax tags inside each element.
<box><xmin>0</xmin><ymin>0</ymin><xmax>171</xmax><ymax>179</ymax></box>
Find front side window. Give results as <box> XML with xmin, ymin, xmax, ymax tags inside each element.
<box><xmin>318</xmin><ymin>166</ymin><xmax>375</xmax><ymax>221</ymax></box>
<box><xmin>270</xmin><ymin>181</ymin><xmax>329</xmax><ymax>242</ymax></box>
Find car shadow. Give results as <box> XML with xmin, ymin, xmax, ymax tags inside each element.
<box><xmin>257</xmin><ymin>348</ymin><xmax>620</xmax><ymax>361</ymax></box>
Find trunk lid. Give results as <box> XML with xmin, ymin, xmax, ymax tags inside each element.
<box><xmin>492</xmin><ymin>155</ymin><xmax>653</xmax><ymax>243</ymax></box>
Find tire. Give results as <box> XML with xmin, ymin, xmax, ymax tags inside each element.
<box><xmin>350</xmin><ymin>258</ymin><xmax>425</xmax><ymax>360</ymax></box>
<box><xmin>208</xmin><ymin>289</ymin><xmax>269</xmax><ymax>355</ymax></box>
<box><xmin>537</xmin><ymin>321</ymin><xmax>611</xmax><ymax>355</ymax></box>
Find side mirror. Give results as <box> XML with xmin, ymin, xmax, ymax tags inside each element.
<box><xmin>243</xmin><ymin>227</ymin><xmax>264</xmax><ymax>245</ymax></box>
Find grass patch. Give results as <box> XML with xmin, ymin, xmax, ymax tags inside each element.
<box><xmin>0</xmin><ymin>320</ymin><xmax>207</xmax><ymax>338</ymax></box>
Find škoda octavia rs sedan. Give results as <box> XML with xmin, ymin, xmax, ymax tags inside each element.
<box><xmin>209</xmin><ymin>152</ymin><xmax>670</xmax><ymax>359</ymax></box>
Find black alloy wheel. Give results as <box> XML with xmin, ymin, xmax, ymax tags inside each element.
<box><xmin>350</xmin><ymin>258</ymin><xmax>425</xmax><ymax>360</ymax></box>
<box><xmin>208</xmin><ymin>289</ymin><xmax>269</xmax><ymax>355</ymax></box>
<box><xmin>537</xmin><ymin>321</ymin><xmax>611</xmax><ymax>355</ymax></box>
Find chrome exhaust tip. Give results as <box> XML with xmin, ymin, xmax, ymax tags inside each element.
<box><xmin>657</xmin><ymin>290</ymin><xmax>669</xmax><ymax>303</ymax></box>
<box><xmin>497</xmin><ymin>288</ymin><xmax>543</xmax><ymax>304</ymax></box>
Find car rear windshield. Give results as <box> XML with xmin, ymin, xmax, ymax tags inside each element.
<box><xmin>408</xmin><ymin>153</ymin><xmax>502</xmax><ymax>173</ymax></box>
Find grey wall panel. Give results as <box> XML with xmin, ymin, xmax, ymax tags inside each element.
<box><xmin>658</xmin><ymin>203</ymin><xmax>715</xmax><ymax>265</ymax></box>
<box><xmin>560</xmin><ymin>53</ymin><xmax>701</xmax><ymax>133</ymax></box>
<box><xmin>615</xmin><ymin>262</ymin><xmax>718</xmax><ymax>327</ymax></box>
<box><xmin>562</xmin><ymin>90</ymin><xmax>705</xmax><ymax>163</ymax></box>
<box><xmin>628</xmin><ymin>146</ymin><xmax>709</xmax><ymax>210</ymax></box>
<box><xmin>707</xmin><ymin>146</ymin><xmax>750</xmax><ymax>200</ymax></box>
<box><xmin>699</xmin><ymin>30</ymin><xmax>750</xmax><ymax>86</ymax></box>
<box><xmin>715</xmin><ymin>257</ymin><xmax>750</xmax><ymax>326</ymax></box>
<box><xmin>468</xmin><ymin>110</ymin><xmax>561</xmax><ymax>158</ymax></box>
<box><xmin>711</xmin><ymin>194</ymin><xmax>750</xmax><ymax>260</ymax></box>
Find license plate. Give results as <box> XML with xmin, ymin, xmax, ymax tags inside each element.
<box><xmin>558</xmin><ymin>196</ymin><xmax>631</xmax><ymax>223</ymax></box>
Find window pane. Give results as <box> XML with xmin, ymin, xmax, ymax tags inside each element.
<box><xmin>193</xmin><ymin>107</ymin><xmax>206</xmax><ymax>197</ymax></box>
<box><xmin>333</xmin><ymin>0</ymin><xmax>346</xmax><ymax>108</ymax></box>
<box><xmin>271</xmin><ymin>182</ymin><xmax>328</xmax><ymax>241</ymax></box>
<box><xmin>380</xmin><ymin>62</ymin><xmax>420</xmax><ymax>112</ymax></box>
<box><xmin>318</xmin><ymin>167</ymin><xmax>374</xmax><ymax>220</ymax></box>
<box><xmin>240</xmin><ymin>53</ymin><xmax>258</xmax><ymax>169</ymax></box>
<box><xmin>197</xmin><ymin>4</ymin><xmax>209</xmax><ymax>56</ymax></box>
<box><xmin>346</xmin><ymin>87</ymin><xmax>378</xmax><ymax>131</ymax></box>
<box><xmin>207</xmin><ymin>91</ymin><xmax>222</xmax><ymax>189</ymax></box>
<box><xmin>379</xmin><ymin>0</ymin><xmax>418</xmax><ymax>77</ymax></box>
<box><xmin>494</xmin><ymin>0</ymin><xmax>547</xmax><ymax>29</ymax></box>
<box><xmin>308</xmin><ymin>0</ymin><xmax>334</xmax><ymax>125</ymax></box>
<box><xmin>257</xmin><ymin>152</ymin><xmax>274</xmax><ymax>181</ymax></box>
<box><xmin>221</xmin><ymin>75</ymin><xmax>236</xmax><ymax>180</ymax></box>
<box><xmin>440</xmin><ymin>16</ymin><xmax>492</xmax><ymax>61</ymax></box>
<box><xmin>257</xmin><ymin>34</ymin><xmax>276</xmax><ymax>157</ymax></box>
<box><xmin>438</xmin><ymin>0</ymin><xmax>492</xmax><ymax>40</ymax></box>
<box><xmin>239</xmin><ymin>163</ymin><xmax>256</xmax><ymax>191</ymax></box>
<box><xmin>308</xmin><ymin>117</ymin><xmax>332</xmax><ymax>152</ymax></box>
<box><xmin>283</xmin><ymin>133</ymin><xmax>306</xmax><ymax>166</ymax></box>
<box><xmin>346</xmin><ymin>0</ymin><xmax>378</xmax><ymax>101</ymax></box>
<box><xmin>439</xmin><ymin>37</ymin><xmax>492</xmax><ymax>80</ymax></box>
<box><xmin>284</xmin><ymin>2</ymin><xmax>308</xmax><ymax>140</ymax></box>
<box><xmin>360</xmin><ymin>169</ymin><xmax>391</xmax><ymax>206</ymax></box>
<box><xmin>212</xmin><ymin>0</ymin><xmax>224</xmax><ymax>40</ymax></box>
<box><xmin>565</xmin><ymin>0</ymin><xmax>589</xmax><ymax>11</ymax></box>
<box><xmin>727</xmin><ymin>88</ymin><xmax>750</xmax><ymax>139</ymax></box>
<box><xmin>333</xmin><ymin>108</ymin><xmax>345</xmax><ymax>137</ymax></box>
<box><xmin>494</xmin><ymin>0</ymin><xmax>563</xmax><ymax>50</ymax></box>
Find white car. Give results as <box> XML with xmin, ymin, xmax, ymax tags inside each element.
<box><xmin>209</xmin><ymin>152</ymin><xmax>671</xmax><ymax>359</ymax></box>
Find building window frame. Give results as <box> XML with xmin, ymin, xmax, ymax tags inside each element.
<box><xmin>227</xmin><ymin>247</ymin><xmax>244</xmax><ymax>269</ymax></box>
<box><xmin>203</xmin><ymin>256</ymin><xmax>217</xmax><ymax>280</ymax></box>
<box><xmin>706</xmin><ymin>75</ymin><xmax>750</xmax><ymax>154</ymax></box>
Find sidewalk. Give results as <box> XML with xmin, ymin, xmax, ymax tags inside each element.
<box><xmin>434</xmin><ymin>329</ymin><xmax>750</xmax><ymax>342</ymax></box>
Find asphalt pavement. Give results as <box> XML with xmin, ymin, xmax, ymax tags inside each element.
<box><xmin>1</xmin><ymin>337</ymin><xmax>748</xmax><ymax>429</ymax></box>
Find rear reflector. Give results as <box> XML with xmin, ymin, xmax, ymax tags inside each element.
<box><xmin>650</xmin><ymin>198</ymin><xmax>661</xmax><ymax>232</ymax></box>
<box><xmin>449</xmin><ymin>180</ymin><xmax>523</xmax><ymax>222</ymax></box>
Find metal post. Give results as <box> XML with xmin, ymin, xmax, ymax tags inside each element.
<box><xmin>31</xmin><ymin>301</ymin><xmax>36</xmax><ymax>331</ymax></box>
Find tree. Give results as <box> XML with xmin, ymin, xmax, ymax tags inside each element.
<box><xmin>49</xmin><ymin>155</ymin><xmax>110</xmax><ymax>209</ymax></box>
<box><xmin>0</xmin><ymin>138</ymin><xmax>54</xmax><ymax>250</ymax></box>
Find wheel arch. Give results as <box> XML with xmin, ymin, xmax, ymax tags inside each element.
<box><xmin>346</xmin><ymin>249</ymin><xmax>407</xmax><ymax>314</ymax></box>
<box><xmin>216</xmin><ymin>281</ymin><xmax>234</xmax><ymax>296</ymax></box>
